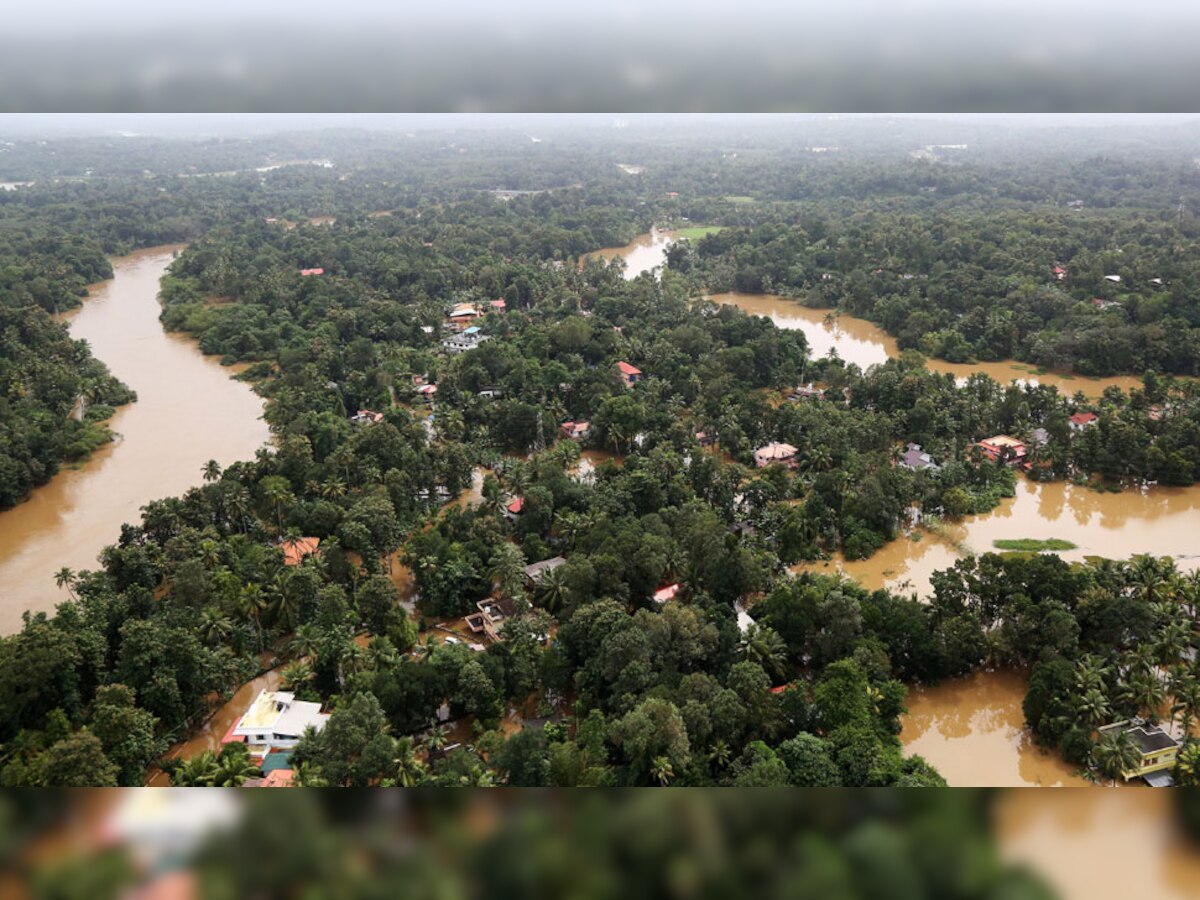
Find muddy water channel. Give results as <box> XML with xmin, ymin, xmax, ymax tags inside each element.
<box><xmin>706</xmin><ymin>291</ymin><xmax>1146</xmax><ymax>398</ymax></box>
<box><xmin>799</xmin><ymin>478</ymin><xmax>1200</xmax><ymax>597</ymax></box>
<box><xmin>0</xmin><ymin>247</ymin><xmax>270</xmax><ymax>634</ymax></box>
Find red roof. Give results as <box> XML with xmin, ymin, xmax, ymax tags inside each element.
<box><xmin>506</xmin><ymin>497</ymin><xmax>525</xmax><ymax>514</ymax></box>
<box><xmin>281</xmin><ymin>537</ymin><xmax>321</xmax><ymax>566</ymax></box>
<box><xmin>770</xmin><ymin>684</ymin><xmax>791</xmax><ymax>695</ymax></box>
<box><xmin>1070</xmin><ymin>412</ymin><xmax>1098</xmax><ymax>426</ymax></box>
<box><xmin>490</xmin><ymin>299</ymin><xmax>507</xmax><ymax>309</ymax></box>
<box><xmin>652</xmin><ymin>583</ymin><xmax>682</xmax><ymax>603</ymax></box>
<box><xmin>299</xmin><ymin>267</ymin><xmax>324</xmax><ymax>276</ymax></box>
<box><xmin>617</xmin><ymin>361</ymin><xmax>642</xmax><ymax>376</ymax></box>
<box><xmin>1052</xmin><ymin>265</ymin><xmax>1065</xmax><ymax>275</ymax></box>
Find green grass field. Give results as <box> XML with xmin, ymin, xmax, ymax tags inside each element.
<box><xmin>993</xmin><ymin>538</ymin><xmax>1078</xmax><ymax>552</ymax></box>
<box><xmin>724</xmin><ymin>196</ymin><xmax>756</xmax><ymax>204</ymax></box>
<box><xmin>673</xmin><ymin>225</ymin><xmax>724</xmax><ymax>241</ymax></box>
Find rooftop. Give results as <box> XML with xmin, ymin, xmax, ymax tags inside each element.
<box><xmin>280</xmin><ymin>537</ymin><xmax>320</xmax><ymax>566</ymax></box>
<box><xmin>525</xmin><ymin>556</ymin><xmax>567</xmax><ymax>582</ymax></box>
<box><xmin>755</xmin><ymin>442</ymin><xmax>798</xmax><ymax>460</ymax></box>
<box><xmin>617</xmin><ymin>361</ymin><xmax>642</xmax><ymax>376</ymax></box>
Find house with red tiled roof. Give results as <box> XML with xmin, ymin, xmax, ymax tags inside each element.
<box><xmin>1051</xmin><ymin>264</ymin><xmax>1066</xmax><ymax>280</ymax></box>
<box><xmin>977</xmin><ymin>435</ymin><xmax>1026</xmax><ymax>464</ymax></box>
<box><xmin>560</xmin><ymin>420</ymin><xmax>591</xmax><ymax>440</ymax></box>
<box><xmin>617</xmin><ymin>361</ymin><xmax>643</xmax><ymax>386</ymax></box>
<box><xmin>490</xmin><ymin>298</ymin><xmax>507</xmax><ymax>310</ymax></box>
<box><xmin>1070</xmin><ymin>411</ymin><xmax>1099</xmax><ymax>430</ymax></box>
<box><xmin>503</xmin><ymin>497</ymin><xmax>525</xmax><ymax>523</ymax></box>
<box><xmin>299</xmin><ymin>267</ymin><xmax>324</xmax><ymax>276</ymax></box>
<box><xmin>280</xmin><ymin>537</ymin><xmax>321</xmax><ymax>566</ymax></box>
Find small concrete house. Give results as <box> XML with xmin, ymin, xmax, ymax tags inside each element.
<box><xmin>617</xmin><ymin>361</ymin><xmax>643</xmax><ymax>386</ymax></box>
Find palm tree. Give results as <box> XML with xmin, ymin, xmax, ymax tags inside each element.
<box><xmin>650</xmin><ymin>755</ymin><xmax>674</xmax><ymax>786</ymax></box>
<box><xmin>1090</xmin><ymin>730</ymin><xmax>1140</xmax><ymax>786</ymax></box>
<box><xmin>212</xmin><ymin>751</ymin><xmax>261</xmax><ymax>787</ymax></box>
<box><xmin>170</xmin><ymin>751</ymin><xmax>219</xmax><ymax>786</ymax></box>
<box><xmin>737</xmin><ymin>622</ymin><xmax>788</xmax><ymax>680</ymax></box>
<box><xmin>289</xmin><ymin>623</ymin><xmax>322</xmax><ymax>659</ymax></box>
<box><xmin>224</xmin><ymin>483</ymin><xmax>253</xmax><ymax>534</ymax></box>
<box><xmin>292</xmin><ymin>761</ymin><xmax>328</xmax><ymax>787</ymax></box>
<box><xmin>393</xmin><ymin>737</ymin><xmax>426</xmax><ymax>787</ymax></box>
<box><xmin>707</xmin><ymin>740</ymin><xmax>732</xmax><ymax>774</ymax></box>
<box><xmin>264</xmin><ymin>570</ymin><xmax>299</xmax><ymax>632</ymax></box>
<box><xmin>1075</xmin><ymin>687</ymin><xmax>1112</xmax><ymax>731</ymax></box>
<box><xmin>260</xmin><ymin>475</ymin><xmax>294</xmax><ymax>535</ymax></box>
<box><xmin>198</xmin><ymin>606</ymin><xmax>235</xmax><ymax>647</ymax></box>
<box><xmin>488</xmin><ymin>543</ymin><xmax>527</xmax><ymax>599</ymax></box>
<box><xmin>1176</xmin><ymin>741</ymin><xmax>1200</xmax><ymax>787</ymax></box>
<box><xmin>54</xmin><ymin>567</ymin><xmax>77</xmax><ymax>601</ymax></box>
<box><xmin>280</xmin><ymin>660</ymin><xmax>314</xmax><ymax>692</ymax></box>
<box><xmin>534</xmin><ymin>566</ymin><xmax>570</xmax><ymax>616</ymax></box>
<box><xmin>1171</xmin><ymin>681</ymin><xmax>1200</xmax><ymax>740</ymax></box>
<box><xmin>459</xmin><ymin>763</ymin><xmax>496</xmax><ymax>787</ymax></box>
<box><xmin>422</xmin><ymin>724</ymin><xmax>449</xmax><ymax>758</ymax></box>
<box><xmin>1121</xmin><ymin>670</ymin><xmax>1167</xmax><ymax>722</ymax></box>
<box><xmin>1074</xmin><ymin>655</ymin><xmax>1111</xmax><ymax>695</ymax></box>
<box><xmin>202</xmin><ymin>460</ymin><xmax>222</xmax><ymax>483</ymax></box>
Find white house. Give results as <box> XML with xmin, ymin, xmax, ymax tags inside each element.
<box><xmin>228</xmin><ymin>690</ymin><xmax>329</xmax><ymax>751</ymax></box>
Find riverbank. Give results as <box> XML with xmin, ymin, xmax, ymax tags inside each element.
<box><xmin>0</xmin><ymin>246</ymin><xmax>271</xmax><ymax>634</ymax></box>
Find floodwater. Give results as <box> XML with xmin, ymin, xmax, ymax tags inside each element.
<box><xmin>796</xmin><ymin>478</ymin><xmax>1200</xmax><ymax>598</ymax></box>
<box><xmin>589</xmin><ymin>229</ymin><xmax>678</xmax><ymax>279</ymax></box>
<box><xmin>997</xmin><ymin>791</ymin><xmax>1200</xmax><ymax>900</ymax></box>
<box><xmin>0</xmin><ymin>247</ymin><xmax>270</xmax><ymax>634</ymax></box>
<box><xmin>900</xmin><ymin>669</ymin><xmax>1087</xmax><ymax>787</ymax></box>
<box><xmin>705</xmin><ymin>291</ymin><xmax>1147</xmax><ymax>398</ymax></box>
<box><xmin>145</xmin><ymin>663</ymin><xmax>284</xmax><ymax>786</ymax></box>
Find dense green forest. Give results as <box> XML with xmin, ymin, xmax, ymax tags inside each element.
<box><xmin>3</xmin><ymin>119</ymin><xmax>1200</xmax><ymax>786</ymax></box>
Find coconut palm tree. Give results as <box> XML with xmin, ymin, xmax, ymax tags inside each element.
<box><xmin>650</xmin><ymin>755</ymin><xmax>674</xmax><ymax>786</ymax></box>
<box><xmin>737</xmin><ymin>622</ymin><xmax>788</xmax><ymax>680</ymax></box>
<box><xmin>534</xmin><ymin>566</ymin><xmax>570</xmax><ymax>616</ymax></box>
<box><xmin>280</xmin><ymin>660</ymin><xmax>314</xmax><ymax>692</ymax></box>
<box><xmin>1171</xmin><ymin>681</ymin><xmax>1200</xmax><ymax>740</ymax></box>
<box><xmin>1122</xmin><ymin>670</ymin><xmax>1167</xmax><ymax>722</ymax></box>
<box><xmin>292</xmin><ymin>761</ymin><xmax>328</xmax><ymax>787</ymax></box>
<box><xmin>289</xmin><ymin>623</ymin><xmax>322</xmax><ymax>659</ymax></box>
<box><xmin>1074</xmin><ymin>655</ymin><xmax>1112</xmax><ymax>695</ymax></box>
<box><xmin>459</xmin><ymin>763</ymin><xmax>496</xmax><ymax>787</ymax></box>
<box><xmin>1089</xmin><ymin>730</ymin><xmax>1140</xmax><ymax>787</ymax></box>
<box><xmin>707</xmin><ymin>740</ymin><xmax>732</xmax><ymax>774</ymax></box>
<box><xmin>488</xmin><ymin>543</ymin><xmax>527</xmax><ymax>599</ymax></box>
<box><xmin>54</xmin><ymin>567</ymin><xmax>76</xmax><ymax>601</ymax></box>
<box><xmin>212</xmin><ymin>750</ymin><xmax>261</xmax><ymax>787</ymax></box>
<box><xmin>223</xmin><ymin>483</ymin><xmax>253</xmax><ymax>534</ymax></box>
<box><xmin>1176</xmin><ymin>741</ymin><xmax>1200</xmax><ymax>787</ymax></box>
<box><xmin>1075</xmin><ymin>687</ymin><xmax>1112</xmax><ymax>731</ymax></box>
<box><xmin>202</xmin><ymin>460</ymin><xmax>222</xmax><ymax>483</ymax></box>
<box><xmin>170</xmin><ymin>751</ymin><xmax>219</xmax><ymax>786</ymax></box>
<box><xmin>422</xmin><ymin>724</ymin><xmax>449</xmax><ymax>758</ymax></box>
<box><xmin>393</xmin><ymin>737</ymin><xmax>426</xmax><ymax>787</ymax></box>
<box><xmin>198</xmin><ymin>606</ymin><xmax>235</xmax><ymax>648</ymax></box>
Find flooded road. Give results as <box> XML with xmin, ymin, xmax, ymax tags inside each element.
<box><xmin>0</xmin><ymin>247</ymin><xmax>270</xmax><ymax>634</ymax></box>
<box><xmin>900</xmin><ymin>669</ymin><xmax>1087</xmax><ymax>787</ymax></box>
<box><xmin>146</xmin><ymin>663</ymin><xmax>284</xmax><ymax>786</ymax></box>
<box><xmin>706</xmin><ymin>291</ymin><xmax>1147</xmax><ymax>398</ymax></box>
<box><xmin>797</xmin><ymin>478</ymin><xmax>1200</xmax><ymax>597</ymax></box>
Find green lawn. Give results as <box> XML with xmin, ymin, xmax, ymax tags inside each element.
<box><xmin>673</xmin><ymin>225</ymin><xmax>724</xmax><ymax>241</ymax></box>
<box><xmin>992</xmin><ymin>538</ymin><xmax>1078</xmax><ymax>552</ymax></box>
<box><xmin>724</xmin><ymin>195</ymin><xmax>756</xmax><ymax>204</ymax></box>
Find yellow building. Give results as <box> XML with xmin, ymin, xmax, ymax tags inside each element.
<box><xmin>1098</xmin><ymin>721</ymin><xmax>1180</xmax><ymax>786</ymax></box>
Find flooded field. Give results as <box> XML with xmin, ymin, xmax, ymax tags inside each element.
<box><xmin>997</xmin><ymin>791</ymin><xmax>1200</xmax><ymax>899</ymax></box>
<box><xmin>0</xmin><ymin>247</ymin><xmax>270</xmax><ymax>634</ymax></box>
<box><xmin>589</xmin><ymin>229</ymin><xmax>678</xmax><ymax>279</ymax></box>
<box><xmin>797</xmin><ymin>478</ymin><xmax>1200</xmax><ymax>597</ymax></box>
<box><xmin>707</xmin><ymin>291</ymin><xmax>1147</xmax><ymax>398</ymax></box>
<box><xmin>900</xmin><ymin>669</ymin><xmax>1087</xmax><ymax>787</ymax></box>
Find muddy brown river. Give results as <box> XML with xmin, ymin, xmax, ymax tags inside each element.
<box><xmin>589</xmin><ymin>229</ymin><xmax>679</xmax><ymax>279</ymax></box>
<box><xmin>0</xmin><ymin>247</ymin><xmax>270</xmax><ymax>634</ymax></box>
